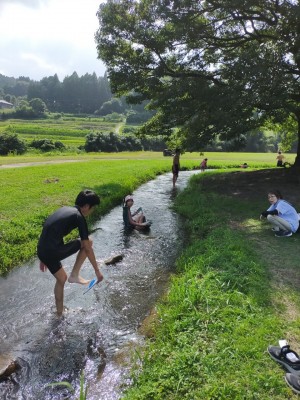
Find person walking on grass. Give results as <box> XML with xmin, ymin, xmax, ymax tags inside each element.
<box><xmin>172</xmin><ymin>148</ymin><xmax>181</xmax><ymax>187</ymax></box>
<box><xmin>37</xmin><ymin>189</ymin><xmax>103</xmax><ymax>317</ymax></box>
<box><xmin>260</xmin><ymin>189</ymin><xmax>299</xmax><ymax>237</ymax></box>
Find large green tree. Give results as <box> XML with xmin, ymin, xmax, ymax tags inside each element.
<box><xmin>96</xmin><ymin>0</ymin><xmax>300</xmax><ymax>165</ymax></box>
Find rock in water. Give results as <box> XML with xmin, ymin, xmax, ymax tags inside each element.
<box><xmin>104</xmin><ymin>254</ymin><xmax>124</xmax><ymax>265</ymax></box>
<box><xmin>0</xmin><ymin>354</ymin><xmax>19</xmax><ymax>378</ymax></box>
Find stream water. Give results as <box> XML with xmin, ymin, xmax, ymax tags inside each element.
<box><xmin>0</xmin><ymin>171</ymin><xmax>197</xmax><ymax>400</ymax></box>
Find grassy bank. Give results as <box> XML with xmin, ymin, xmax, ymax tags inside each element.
<box><xmin>0</xmin><ymin>158</ymin><xmax>177</xmax><ymax>275</ymax></box>
<box><xmin>123</xmin><ymin>170</ymin><xmax>300</xmax><ymax>399</ymax></box>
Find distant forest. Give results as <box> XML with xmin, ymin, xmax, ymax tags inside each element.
<box><xmin>0</xmin><ymin>72</ymin><xmax>150</xmax><ymax>118</ymax></box>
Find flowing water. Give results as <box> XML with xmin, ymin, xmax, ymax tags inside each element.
<box><xmin>0</xmin><ymin>171</ymin><xmax>197</xmax><ymax>400</ymax></box>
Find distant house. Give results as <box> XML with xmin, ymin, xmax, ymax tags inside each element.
<box><xmin>0</xmin><ymin>100</ymin><xmax>14</xmax><ymax>109</ymax></box>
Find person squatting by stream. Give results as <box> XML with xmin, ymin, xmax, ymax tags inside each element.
<box><xmin>260</xmin><ymin>189</ymin><xmax>299</xmax><ymax>238</ymax></box>
<box><xmin>37</xmin><ymin>189</ymin><xmax>103</xmax><ymax>317</ymax></box>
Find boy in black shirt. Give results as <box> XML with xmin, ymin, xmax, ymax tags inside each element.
<box><xmin>37</xmin><ymin>189</ymin><xmax>103</xmax><ymax>316</ymax></box>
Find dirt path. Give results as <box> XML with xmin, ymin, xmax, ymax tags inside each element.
<box><xmin>0</xmin><ymin>159</ymin><xmax>85</xmax><ymax>168</ymax></box>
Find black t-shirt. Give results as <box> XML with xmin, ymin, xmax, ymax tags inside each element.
<box><xmin>38</xmin><ymin>206</ymin><xmax>89</xmax><ymax>249</ymax></box>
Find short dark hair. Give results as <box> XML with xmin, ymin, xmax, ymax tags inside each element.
<box><xmin>75</xmin><ymin>189</ymin><xmax>100</xmax><ymax>208</ymax></box>
<box><xmin>268</xmin><ymin>189</ymin><xmax>283</xmax><ymax>199</ymax></box>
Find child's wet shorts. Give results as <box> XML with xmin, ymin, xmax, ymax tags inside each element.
<box><xmin>37</xmin><ymin>239</ymin><xmax>81</xmax><ymax>275</ymax></box>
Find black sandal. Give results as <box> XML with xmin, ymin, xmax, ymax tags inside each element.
<box><xmin>268</xmin><ymin>345</ymin><xmax>300</xmax><ymax>373</ymax></box>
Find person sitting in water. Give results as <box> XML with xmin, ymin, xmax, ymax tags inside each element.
<box><xmin>260</xmin><ymin>189</ymin><xmax>299</xmax><ymax>237</ymax></box>
<box><xmin>122</xmin><ymin>195</ymin><xmax>151</xmax><ymax>231</ymax></box>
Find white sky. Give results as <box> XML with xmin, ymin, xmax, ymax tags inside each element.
<box><xmin>0</xmin><ymin>0</ymin><xmax>107</xmax><ymax>81</ymax></box>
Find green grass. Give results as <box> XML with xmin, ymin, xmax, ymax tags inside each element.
<box><xmin>0</xmin><ymin>150</ymin><xmax>295</xmax><ymax>166</ymax></box>
<box><xmin>0</xmin><ymin>158</ymin><xmax>173</xmax><ymax>275</ymax></box>
<box><xmin>122</xmin><ymin>171</ymin><xmax>300</xmax><ymax>399</ymax></box>
<box><xmin>0</xmin><ymin>152</ymin><xmax>295</xmax><ymax>275</ymax></box>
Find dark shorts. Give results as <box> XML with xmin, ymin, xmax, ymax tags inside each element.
<box><xmin>172</xmin><ymin>164</ymin><xmax>179</xmax><ymax>176</ymax></box>
<box><xmin>277</xmin><ymin>160</ymin><xmax>283</xmax><ymax>167</ymax></box>
<box><xmin>37</xmin><ymin>239</ymin><xmax>81</xmax><ymax>275</ymax></box>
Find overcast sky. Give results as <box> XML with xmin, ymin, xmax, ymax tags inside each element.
<box><xmin>0</xmin><ymin>0</ymin><xmax>107</xmax><ymax>81</ymax></box>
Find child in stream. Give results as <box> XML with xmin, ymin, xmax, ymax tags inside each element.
<box><xmin>122</xmin><ymin>194</ymin><xmax>151</xmax><ymax>231</ymax></box>
<box><xmin>37</xmin><ymin>189</ymin><xmax>103</xmax><ymax>317</ymax></box>
<box><xmin>200</xmin><ymin>158</ymin><xmax>208</xmax><ymax>171</ymax></box>
<box><xmin>172</xmin><ymin>148</ymin><xmax>181</xmax><ymax>187</ymax></box>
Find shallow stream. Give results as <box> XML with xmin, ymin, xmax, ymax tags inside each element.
<box><xmin>0</xmin><ymin>171</ymin><xmax>197</xmax><ymax>399</ymax></box>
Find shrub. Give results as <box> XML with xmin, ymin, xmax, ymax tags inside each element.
<box><xmin>29</xmin><ymin>138</ymin><xmax>66</xmax><ymax>152</ymax></box>
<box><xmin>0</xmin><ymin>132</ymin><xmax>27</xmax><ymax>155</ymax></box>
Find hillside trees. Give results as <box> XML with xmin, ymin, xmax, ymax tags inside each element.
<box><xmin>27</xmin><ymin>72</ymin><xmax>112</xmax><ymax>113</ymax></box>
<box><xmin>95</xmin><ymin>0</ymin><xmax>300</xmax><ymax>166</ymax></box>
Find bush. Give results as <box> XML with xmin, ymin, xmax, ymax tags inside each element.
<box><xmin>84</xmin><ymin>131</ymin><xmax>166</xmax><ymax>152</ymax></box>
<box><xmin>29</xmin><ymin>138</ymin><xmax>66</xmax><ymax>152</ymax></box>
<box><xmin>0</xmin><ymin>132</ymin><xmax>27</xmax><ymax>155</ymax></box>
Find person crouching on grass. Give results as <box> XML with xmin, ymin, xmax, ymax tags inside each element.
<box><xmin>260</xmin><ymin>189</ymin><xmax>299</xmax><ymax>237</ymax></box>
<box><xmin>37</xmin><ymin>189</ymin><xmax>104</xmax><ymax>317</ymax></box>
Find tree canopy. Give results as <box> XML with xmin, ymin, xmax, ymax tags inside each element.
<box><xmin>95</xmin><ymin>0</ymin><xmax>300</xmax><ymax>164</ymax></box>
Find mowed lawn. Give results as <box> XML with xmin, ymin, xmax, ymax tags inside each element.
<box><xmin>0</xmin><ymin>150</ymin><xmax>295</xmax><ymax>166</ymax></box>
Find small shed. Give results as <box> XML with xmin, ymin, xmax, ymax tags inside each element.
<box><xmin>0</xmin><ymin>100</ymin><xmax>14</xmax><ymax>109</ymax></box>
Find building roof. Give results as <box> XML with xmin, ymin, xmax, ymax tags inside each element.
<box><xmin>0</xmin><ymin>100</ymin><xmax>13</xmax><ymax>106</ymax></box>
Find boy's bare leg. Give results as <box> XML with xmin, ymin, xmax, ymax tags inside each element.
<box><xmin>68</xmin><ymin>248</ymin><xmax>89</xmax><ymax>284</ymax></box>
<box><xmin>173</xmin><ymin>174</ymin><xmax>177</xmax><ymax>187</ymax></box>
<box><xmin>54</xmin><ymin>268</ymin><xmax>68</xmax><ymax>317</ymax></box>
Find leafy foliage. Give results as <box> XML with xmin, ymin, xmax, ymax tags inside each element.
<box><xmin>0</xmin><ymin>132</ymin><xmax>27</xmax><ymax>155</ymax></box>
<box><xmin>84</xmin><ymin>131</ymin><xmax>166</xmax><ymax>152</ymax></box>
<box><xmin>29</xmin><ymin>138</ymin><xmax>66</xmax><ymax>152</ymax></box>
<box><xmin>96</xmin><ymin>0</ymin><xmax>300</xmax><ymax>163</ymax></box>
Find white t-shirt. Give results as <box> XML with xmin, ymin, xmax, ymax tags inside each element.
<box><xmin>268</xmin><ymin>200</ymin><xmax>299</xmax><ymax>233</ymax></box>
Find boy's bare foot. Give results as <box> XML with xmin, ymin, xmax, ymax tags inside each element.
<box><xmin>68</xmin><ymin>275</ymin><xmax>89</xmax><ymax>285</ymax></box>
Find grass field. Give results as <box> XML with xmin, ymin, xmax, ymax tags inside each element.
<box><xmin>0</xmin><ymin>150</ymin><xmax>296</xmax><ymax>166</ymax></box>
<box><xmin>0</xmin><ymin>116</ymin><xmax>122</xmax><ymax>147</ymax></box>
<box><xmin>123</xmin><ymin>169</ymin><xmax>300</xmax><ymax>399</ymax></box>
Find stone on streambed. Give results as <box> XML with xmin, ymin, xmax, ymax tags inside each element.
<box><xmin>0</xmin><ymin>354</ymin><xmax>19</xmax><ymax>379</ymax></box>
<box><xmin>104</xmin><ymin>254</ymin><xmax>124</xmax><ymax>265</ymax></box>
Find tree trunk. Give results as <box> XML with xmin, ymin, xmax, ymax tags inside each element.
<box><xmin>285</xmin><ymin>118</ymin><xmax>300</xmax><ymax>183</ymax></box>
<box><xmin>294</xmin><ymin>119</ymin><xmax>300</xmax><ymax>167</ymax></box>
